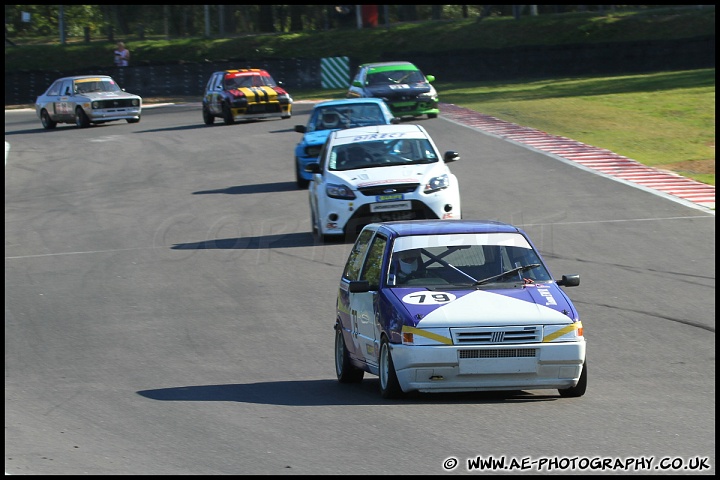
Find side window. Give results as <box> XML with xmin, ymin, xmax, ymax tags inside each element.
<box><xmin>47</xmin><ymin>81</ymin><xmax>62</xmax><ymax>97</ymax></box>
<box><xmin>61</xmin><ymin>81</ymin><xmax>72</xmax><ymax>96</ymax></box>
<box><xmin>317</xmin><ymin>138</ymin><xmax>331</xmax><ymax>172</ymax></box>
<box><xmin>360</xmin><ymin>234</ymin><xmax>387</xmax><ymax>290</ymax></box>
<box><xmin>342</xmin><ymin>229</ymin><xmax>374</xmax><ymax>281</ymax></box>
<box><xmin>205</xmin><ymin>75</ymin><xmax>216</xmax><ymax>92</ymax></box>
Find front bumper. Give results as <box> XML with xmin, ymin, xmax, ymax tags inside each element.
<box><xmin>89</xmin><ymin>106</ymin><xmax>142</xmax><ymax>122</ymax></box>
<box><xmin>319</xmin><ymin>188</ymin><xmax>461</xmax><ymax>236</ymax></box>
<box><xmin>389</xmin><ymin>341</ymin><xmax>586</xmax><ymax>393</ymax></box>
<box><xmin>387</xmin><ymin>99</ymin><xmax>439</xmax><ymax>117</ymax></box>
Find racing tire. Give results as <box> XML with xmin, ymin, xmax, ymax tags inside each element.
<box><xmin>295</xmin><ymin>160</ymin><xmax>309</xmax><ymax>189</ymax></box>
<box><xmin>559</xmin><ymin>360</ymin><xmax>587</xmax><ymax>398</ymax></box>
<box><xmin>222</xmin><ymin>103</ymin><xmax>235</xmax><ymax>125</ymax></box>
<box><xmin>40</xmin><ymin>109</ymin><xmax>57</xmax><ymax>129</ymax></box>
<box><xmin>335</xmin><ymin>324</ymin><xmax>364</xmax><ymax>383</ymax></box>
<box><xmin>202</xmin><ymin>106</ymin><xmax>215</xmax><ymax>125</ymax></box>
<box><xmin>427</xmin><ymin>113</ymin><xmax>438</xmax><ymax>119</ymax></box>
<box><xmin>127</xmin><ymin>117</ymin><xmax>140</xmax><ymax>124</ymax></box>
<box><xmin>310</xmin><ymin>209</ymin><xmax>321</xmax><ymax>242</ymax></box>
<box><xmin>75</xmin><ymin>107</ymin><xmax>91</xmax><ymax>128</ymax></box>
<box><xmin>379</xmin><ymin>337</ymin><xmax>404</xmax><ymax>399</ymax></box>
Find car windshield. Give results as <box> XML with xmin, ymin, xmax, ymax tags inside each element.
<box><xmin>367</xmin><ymin>69</ymin><xmax>425</xmax><ymax>85</ymax></box>
<box><xmin>225</xmin><ymin>73</ymin><xmax>277</xmax><ymax>89</ymax></box>
<box><xmin>328</xmin><ymin>138</ymin><xmax>438</xmax><ymax>171</ymax></box>
<box><xmin>308</xmin><ymin>105</ymin><xmax>386</xmax><ymax>132</ymax></box>
<box><xmin>74</xmin><ymin>79</ymin><xmax>122</xmax><ymax>94</ymax></box>
<box><xmin>388</xmin><ymin>233</ymin><xmax>553</xmax><ymax>287</ymax></box>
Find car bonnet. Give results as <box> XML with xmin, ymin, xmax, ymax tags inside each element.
<box><xmin>302</xmin><ymin>129</ymin><xmax>334</xmax><ymax>148</ymax></box>
<box><xmin>331</xmin><ymin>163</ymin><xmax>445</xmax><ymax>188</ymax></box>
<box><xmin>388</xmin><ymin>284</ymin><xmax>578</xmax><ymax>328</ymax></box>
<box><xmin>364</xmin><ymin>83</ymin><xmax>433</xmax><ymax>98</ymax></box>
<box><xmin>82</xmin><ymin>91</ymin><xmax>136</xmax><ymax>100</ymax></box>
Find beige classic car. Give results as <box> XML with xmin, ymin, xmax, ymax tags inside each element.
<box><xmin>35</xmin><ymin>75</ymin><xmax>142</xmax><ymax>129</ymax></box>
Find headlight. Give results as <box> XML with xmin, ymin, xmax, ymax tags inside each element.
<box><xmin>417</xmin><ymin>92</ymin><xmax>437</xmax><ymax>101</ymax></box>
<box><xmin>91</xmin><ymin>101</ymin><xmax>99</xmax><ymax>109</ymax></box>
<box><xmin>326</xmin><ymin>183</ymin><xmax>356</xmax><ymax>200</ymax></box>
<box><xmin>543</xmin><ymin>322</ymin><xmax>583</xmax><ymax>342</ymax></box>
<box><xmin>424</xmin><ymin>173</ymin><xmax>449</xmax><ymax>193</ymax></box>
<box><xmin>304</xmin><ymin>145</ymin><xmax>322</xmax><ymax>157</ymax></box>
<box><xmin>132</xmin><ymin>99</ymin><xmax>140</xmax><ymax>107</ymax></box>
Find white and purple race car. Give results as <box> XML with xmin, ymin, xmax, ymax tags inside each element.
<box><xmin>334</xmin><ymin>219</ymin><xmax>587</xmax><ymax>399</ymax></box>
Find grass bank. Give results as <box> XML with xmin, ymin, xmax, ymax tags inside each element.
<box><xmin>294</xmin><ymin>68</ymin><xmax>715</xmax><ymax>186</ymax></box>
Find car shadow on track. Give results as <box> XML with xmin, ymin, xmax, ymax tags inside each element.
<box><xmin>137</xmin><ymin>379</ymin><xmax>561</xmax><ymax>406</ymax></box>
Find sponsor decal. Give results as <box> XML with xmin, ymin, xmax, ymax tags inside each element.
<box><xmin>376</xmin><ymin>193</ymin><xmax>404</xmax><ymax>202</ymax></box>
<box><xmin>536</xmin><ymin>286</ymin><xmax>557</xmax><ymax>306</ymax></box>
<box><xmin>370</xmin><ymin>201</ymin><xmax>411</xmax><ymax>212</ymax></box>
<box><xmin>352</xmin><ymin>132</ymin><xmax>406</xmax><ymax>141</ymax></box>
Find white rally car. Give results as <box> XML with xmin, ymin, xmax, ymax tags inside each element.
<box><xmin>306</xmin><ymin>124</ymin><xmax>461</xmax><ymax>242</ymax></box>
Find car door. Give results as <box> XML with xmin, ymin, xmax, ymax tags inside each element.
<box><xmin>308</xmin><ymin>136</ymin><xmax>331</xmax><ymax>233</ymax></box>
<box><xmin>339</xmin><ymin>229</ymin><xmax>375</xmax><ymax>363</ymax></box>
<box><xmin>54</xmin><ymin>79</ymin><xmax>75</xmax><ymax>121</ymax></box>
<box><xmin>206</xmin><ymin>73</ymin><xmax>223</xmax><ymax>115</ymax></box>
<box><xmin>352</xmin><ymin>233</ymin><xmax>388</xmax><ymax>367</ymax></box>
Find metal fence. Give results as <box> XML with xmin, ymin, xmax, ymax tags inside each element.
<box><xmin>6</xmin><ymin>36</ymin><xmax>714</xmax><ymax>106</ymax></box>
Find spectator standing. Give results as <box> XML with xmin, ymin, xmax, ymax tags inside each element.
<box><xmin>114</xmin><ymin>42</ymin><xmax>130</xmax><ymax>67</ymax></box>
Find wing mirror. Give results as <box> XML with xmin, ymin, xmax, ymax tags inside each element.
<box><xmin>444</xmin><ymin>151</ymin><xmax>460</xmax><ymax>163</ymax></box>
<box><xmin>305</xmin><ymin>163</ymin><xmax>321</xmax><ymax>174</ymax></box>
<box><xmin>557</xmin><ymin>274</ymin><xmax>580</xmax><ymax>287</ymax></box>
<box><xmin>348</xmin><ymin>280</ymin><xmax>371</xmax><ymax>293</ymax></box>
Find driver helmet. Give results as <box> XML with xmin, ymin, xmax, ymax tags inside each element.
<box><xmin>397</xmin><ymin>249</ymin><xmax>421</xmax><ymax>276</ymax></box>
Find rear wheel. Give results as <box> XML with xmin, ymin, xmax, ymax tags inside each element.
<box><xmin>335</xmin><ymin>324</ymin><xmax>364</xmax><ymax>383</ymax></box>
<box><xmin>222</xmin><ymin>102</ymin><xmax>235</xmax><ymax>125</ymax></box>
<box><xmin>75</xmin><ymin>107</ymin><xmax>90</xmax><ymax>128</ymax></box>
<box><xmin>40</xmin><ymin>109</ymin><xmax>57</xmax><ymax>129</ymax></box>
<box><xmin>379</xmin><ymin>337</ymin><xmax>404</xmax><ymax>399</ymax></box>
<box><xmin>427</xmin><ymin>113</ymin><xmax>438</xmax><ymax>119</ymax></box>
<box><xmin>559</xmin><ymin>361</ymin><xmax>587</xmax><ymax>398</ymax></box>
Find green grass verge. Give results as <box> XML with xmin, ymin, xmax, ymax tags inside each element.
<box><xmin>294</xmin><ymin>68</ymin><xmax>715</xmax><ymax>186</ymax></box>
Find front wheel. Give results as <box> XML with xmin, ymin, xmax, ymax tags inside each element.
<box><xmin>127</xmin><ymin>117</ymin><xmax>140</xmax><ymax>124</ymax></box>
<box><xmin>40</xmin><ymin>109</ymin><xmax>57</xmax><ymax>129</ymax></box>
<box><xmin>75</xmin><ymin>107</ymin><xmax>91</xmax><ymax>128</ymax></box>
<box><xmin>296</xmin><ymin>159</ymin><xmax>309</xmax><ymax>189</ymax></box>
<box><xmin>335</xmin><ymin>324</ymin><xmax>364</xmax><ymax>383</ymax></box>
<box><xmin>222</xmin><ymin>103</ymin><xmax>235</xmax><ymax>125</ymax></box>
<box><xmin>427</xmin><ymin>113</ymin><xmax>438</xmax><ymax>119</ymax></box>
<box><xmin>559</xmin><ymin>361</ymin><xmax>587</xmax><ymax>398</ymax></box>
<box><xmin>379</xmin><ymin>337</ymin><xmax>403</xmax><ymax>399</ymax></box>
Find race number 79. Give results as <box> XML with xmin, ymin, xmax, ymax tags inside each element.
<box><xmin>402</xmin><ymin>292</ymin><xmax>456</xmax><ymax>305</ymax></box>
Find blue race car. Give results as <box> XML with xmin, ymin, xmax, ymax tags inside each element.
<box><xmin>334</xmin><ymin>219</ymin><xmax>587</xmax><ymax>399</ymax></box>
<box><xmin>293</xmin><ymin>98</ymin><xmax>399</xmax><ymax>188</ymax></box>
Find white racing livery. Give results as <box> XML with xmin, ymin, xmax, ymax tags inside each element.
<box><xmin>334</xmin><ymin>220</ymin><xmax>587</xmax><ymax>399</ymax></box>
<box><xmin>306</xmin><ymin>124</ymin><xmax>461</xmax><ymax>242</ymax></box>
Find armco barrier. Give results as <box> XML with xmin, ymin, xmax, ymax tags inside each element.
<box><xmin>5</xmin><ymin>36</ymin><xmax>713</xmax><ymax>106</ymax></box>
<box><xmin>5</xmin><ymin>58</ymin><xmax>323</xmax><ymax>106</ymax></box>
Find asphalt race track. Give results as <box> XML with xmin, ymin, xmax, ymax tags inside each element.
<box><xmin>5</xmin><ymin>101</ymin><xmax>715</xmax><ymax>475</ymax></box>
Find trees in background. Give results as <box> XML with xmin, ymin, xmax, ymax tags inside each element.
<box><xmin>4</xmin><ymin>5</ymin><xmax>675</xmax><ymax>42</ymax></box>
